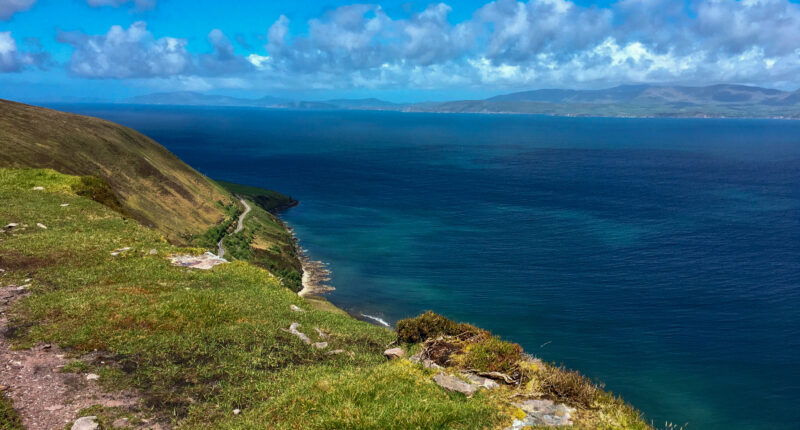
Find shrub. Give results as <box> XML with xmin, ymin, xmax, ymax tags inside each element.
<box><xmin>455</xmin><ymin>336</ymin><xmax>523</xmax><ymax>374</ymax></box>
<box><xmin>396</xmin><ymin>311</ymin><xmax>486</xmax><ymax>343</ymax></box>
<box><xmin>538</xmin><ymin>364</ymin><xmax>599</xmax><ymax>408</ymax></box>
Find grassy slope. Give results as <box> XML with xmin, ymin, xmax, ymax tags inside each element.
<box><xmin>0</xmin><ymin>168</ymin><xmax>507</xmax><ymax>429</ymax></box>
<box><xmin>0</xmin><ymin>99</ymin><xmax>232</xmax><ymax>243</ymax></box>
<box><xmin>215</xmin><ymin>181</ymin><xmax>303</xmax><ymax>292</ymax></box>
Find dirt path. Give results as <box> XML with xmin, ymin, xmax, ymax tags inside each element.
<box><xmin>217</xmin><ymin>197</ymin><xmax>251</xmax><ymax>259</ymax></box>
<box><xmin>0</xmin><ymin>283</ymin><xmax>143</xmax><ymax>430</ymax></box>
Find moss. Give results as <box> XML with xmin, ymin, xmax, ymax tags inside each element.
<box><xmin>396</xmin><ymin>311</ymin><xmax>486</xmax><ymax>343</ymax></box>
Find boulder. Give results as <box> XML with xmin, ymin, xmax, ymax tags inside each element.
<box><xmin>383</xmin><ymin>347</ymin><xmax>405</xmax><ymax>360</ymax></box>
<box><xmin>71</xmin><ymin>416</ymin><xmax>99</xmax><ymax>430</ymax></box>
<box><xmin>290</xmin><ymin>304</ymin><xmax>305</xmax><ymax>312</ymax></box>
<box><xmin>462</xmin><ymin>373</ymin><xmax>500</xmax><ymax>389</ymax></box>
<box><xmin>514</xmin><ymin>399</ymin><xmax>575</xmax><ymax>427</ymax></box>
<box><xmin>433</xmin><ymin>373</ymin><xmax>478</xmax><ymax>397</ymax></box>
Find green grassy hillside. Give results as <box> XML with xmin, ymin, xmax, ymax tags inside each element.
<box><xmin>0</xmin><ymin>99</ymin><xmax>232</xmax><ymax>243</ymax></box>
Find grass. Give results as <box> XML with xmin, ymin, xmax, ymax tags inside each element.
<box><xmin>0</xmin><ymin>99</ymin><xmax>233</xmax><ymax>243</ymax></box>
<box><xmin>0</xmin><ymin>394</ymin><xmax>24</xmax><ymax>430</ymax></box>
<box><xmin>0</xmin><ymin>168</ymin><xmax>510</xmax><ymax>429</ymax></box>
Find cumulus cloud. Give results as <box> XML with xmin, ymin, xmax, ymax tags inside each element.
<box><xmin>57</xmin><ymin>22</ymin><xmax>191</xmax><ymax>78</ymax></box>
<box><xmin>0</xmin><ymin>31</ymin><xmax>48</xmax><ymax>72</ymax></box>
<box><xmin>251</xmin><ymin>0</ymin><xmax>800</xmax><ymax>90</ymax></box>
<box><xmin>0</xmin><ymin>0</ymin><xmax>36</xmax><ymax>21</ymax></box>
<box><xmin>86</xmin><ymin>0</ymin><xmax>155</xmax><ymax>10</ymax></box>
<box><xmin>198</xmin><ymin>29</ymin><xmax>254</xmax><ymax>76</ymax></box>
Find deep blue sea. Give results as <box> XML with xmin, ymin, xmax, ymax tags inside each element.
<box><xmin>54</xmin><ymin>105</ymin><xmax>799</xmax><ymax>430</ymax></box>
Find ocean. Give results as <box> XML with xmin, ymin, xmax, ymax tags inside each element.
<box><xmin>54</xmin><ymin>105</ymin><xmax>800</xmax><ymax>430</ymax></box>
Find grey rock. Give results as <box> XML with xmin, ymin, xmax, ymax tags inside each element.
<box><xmin>85</xmin><ymin>373</ymin><xmax>99</xmax><ymax>380</ymax></box>
<box><xmin>314</xmin><ymin>327</ymin><xmax>329</xmax><ymax>339</ymax></box>
<box><xmin>312</xmin><ymin>342</ymin><xmax>328</xmax><ymax>349</ymax></box>
<box><xmin>514</xmin><ymin>399</ymin><xmax>575</xmax><ymax>427</ymax></box>
<box><xmin>288</xmin><ymin>322</ymin><xmax>311</xmax><ymax>344</ymax></box>
<box><xmin>149</xmin><ymin>249</ymin><xmax>158</xmax><ymax>255</ymax></box>
<box><xmin>36</xmin><ymin>223</ymin><xmax>47</xmax><ymax>229</ymax></box>
<box><xmin>71</xmin><ymin>416</ymin><xmax>99</xmax><ymax>430</ymax></box>
<box><xmin>433</xmin><ymin>373</ymin><xmax>478</xmax><ymax>397</ymax></box>
<box><xmin>462</xmin><ymin>373</ymin><xmax>500</xmax><ymax>389</ymax></box>
<box><xmin>290</xmin><ymin>304</ymin><xmax>305</xmax><ymax>312</ymax></box>
<box><xmin>112</xmin><ymin>417</ymin><xmax>130</xmax><ymax>428</ymax></box>
<box><xmin>383</xmin><ymin>347</ymin><xmax>405</xmax><ymax>360</ymax></box>
<box><xmin>33</xmin><ymin>186</ymin><xmax>45</xmax><ymax>191</ymax></box>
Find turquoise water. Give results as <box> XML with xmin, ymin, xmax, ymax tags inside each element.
<box><xmin>57</xmin><ymin>105</ymin><xmax>800</xmax><ymax>429</ymax></box>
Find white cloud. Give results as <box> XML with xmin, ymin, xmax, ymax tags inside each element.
<box><xmin>0</xmin><ymin>0</ymin><xmax>36</xmax><ymax>21</ymax></box>
<box><xmin>0</xmin><ymin>31</ymin><xmax>48</xmax><ymax>72</ymax></box>
<box><xmin>57</xmin><ymin>22</ymin><xmax>191</xmax><ymax>78</ymax></box>
<box><xmin>86</xmin><ymin>0</ymin><xmax>155</xmax><ymax>10</ymax></box>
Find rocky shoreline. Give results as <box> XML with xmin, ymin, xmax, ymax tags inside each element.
<box><xmin>298</xmin><ymin>252</ymin><xmax>334</xmax><ymax>297</ymax></box>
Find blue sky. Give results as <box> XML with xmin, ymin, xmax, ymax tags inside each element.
<box><xmin>1</xmin><ymin>0</ymin><xmax>799</xmax><ymax>102</ymax></box>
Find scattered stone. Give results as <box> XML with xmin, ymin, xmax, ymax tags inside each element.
<box><xmin>433</xmin><ymin>373</ymin><xmax>478</xmax><ymax>397</ymax></box>
<box><xmin>290</xmin><ymin>304</ymin><xmax>305</xmax><ymax>312</ymax></box>
<box><xmin>169</xmin><ymin>252</ymin><xmax>228</xmax><ymax>270</ymax></box>
<box><xmin>233</xmin><ymin>409</ymin><xmax>241</xmax><ymax>415</ymax></box>
<box><xmin>409</xmin><ymin>353</ymin><xmax>442</xmax><ymax>370</ymax></box>
<box><xmin>288</xmin><ymin>322</ymin><xmax>311</xmax><ymax>345</ymax></box>
<box><xmin>71</xmin><ymin>416</ymin><xmax>99</xmax><ymax>430</ymax></box>
<box><xmin>314</xmin><ymin>327</ymin><xmax>329</xmax><ymax>339</ymax></box>
<box><xmin>462</xmin><ymin>373</ymin><xmax>500</xmax><ymax>389</ymax></box>
<box><xmin>36</xmin><ymin>223</ymin><xmax>48</xmax><ymax>229</ymax></box>
<box><xmin>383</xmin><ymin>347</ymin><xmax>405</xmax><ymax>360</ymax></box>
<box><xmin>23</xmin><ymin>278</ymin><xmax>31</xmax><ymax>283</ymax></box>
<box><xmin>510</xmin><ymin>399</ymin><xmax>575</xmax><ymax>428</ymax></box>
<box><xmin>3</xmin><ymin>223</ymin><xmax>18</xmax><ymax>230</ymax></box>
<box><xmin>85</xmin><ymin>373</ymin><xmax>99</xmax><ymax>381</ymax></box>
<box><xmin>327</xmin><ymin>349</ymin><xmax>355</xmax><ymax>357</ymax></box>
<box><xmin>110</xmin><ymin>247</ymin><xmax>132</xmax><ymax>256</ymax></box>
<box><xmin>148</xmin><ymin>249</ymin><xmax>158</xmax><ymax>255</ymax></box>
<box><xmin>60</xmin><ymin>204</ymin><xmax>70</xmax><ymax>207</ymax></box>
<box><xmin>32</xmin><ymin>186</ymin><xmax>45</xmax><ymax>191</ymax></box>
<box><xmin>112</xmin><ymin>417</ymin><xmax>130</xmax><ymax>428</ymax></box>
<box><xmin>45</xmin><ymin>405</ymin><xmax>63</xmax><ymax>411</ymax></box>
<box><xmin>312</xmin><ymin>342</ymin><xmax>328</xmax><ymax>349</ymax></box>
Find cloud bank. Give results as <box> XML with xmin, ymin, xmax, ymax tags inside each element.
<box><xmin>54</xmin><ymin>0</ymin><xmax>800</xmax><ymax>90</ymax></box>
<box><xmin>0</xmin><ymin>31</ymin><xmax>48</xmax><ymax>72</ymax></box>
<box><xmin>0</xmin><ymin>0</ymin><xmax>36</xmax><ymax>21</ymax></box>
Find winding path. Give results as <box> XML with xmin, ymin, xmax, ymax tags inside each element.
<box><xmin>218</xmin><ymin>197</ymin><xmax>251</xmax><ymax>258</ymax></box>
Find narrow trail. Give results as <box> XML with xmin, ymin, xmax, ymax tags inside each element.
<box><xmin>218</xmin><ymin>197</ymin><xmax>251</xmax><ymax>259</ymax></box>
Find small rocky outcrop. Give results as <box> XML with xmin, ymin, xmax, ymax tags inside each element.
<box><xmin>71</xmin><ymin>416</ymin><xmax>99</xmax><ymax>430</ymax></box>
<box><xmin>507</xmin><ymin>399</ymin><xmax>576</xmax><ymax>429</ymax></box>
<box><xmin>169</xmin><ymin>252</ymin><xmax>227</xmax><ymax>270</ymax></box>
<box><xmin>383</xmin><ymin>347</ymin><xmax>405</xmax><ymax>360</ymax></box>
<box><xmin>433</xmin><ymin>373</ymin><xmax>478</xmax><ymax>397</ymax></box>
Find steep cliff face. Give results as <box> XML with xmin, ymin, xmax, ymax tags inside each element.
<box><xmin>0</xmin><ymin>99</ymin><xmax>233</xmax><ymax>243</ymax></box>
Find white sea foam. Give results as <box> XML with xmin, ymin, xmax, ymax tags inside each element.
<box><xmin>360</xmin><ymin>313</ymin><xmax>390</xmax><ymax>327</ymax></box>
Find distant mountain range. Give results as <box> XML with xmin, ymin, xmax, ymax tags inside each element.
<box><xmin>119</xmin><ymin>84</ymin><xmax>800</xmax><ymax>119</ymax></box>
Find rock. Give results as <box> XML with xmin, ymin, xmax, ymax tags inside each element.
<box><xmin>45</xmin><ymin>405</ymin><xmax>63</xmax><ymax>411</ymax></box>
<box><xmin>312</xmin><ymin>342</ymin><xmax>328</xmax><ymax>349</ymax></box>
<box><xmin>462</xmin><ymin>373</ymin><xmax>500</xmax><ymax>389</ymax></box>
<box><xmin>0</xmin><ymin>384</ymin><xmax>8</xmax><ymax>391</ymax></box>
<box><xmin>71</xmin><ymin>416</ymin><xmax>99</xmax><ymax>430</ymax></box>
<box><xmin>288</xmin><ymin>322</ymin><xmax>311</xmax><ymax>344</ymax></box>
<box><xmin>112</xmin><ymin>417</ymin><xmax>130</xmax><ymax>428</ymax></box>
<box><xmin>33</xmin><ymin>186</ymin><xmax>45</xmax><ymax>191</ymax></box>
<box><xmin>36</xmin><ymin>223</ymin><xmax>47</xmax><ymax>229</ymax></box>
<box><xmin>314</xmin><ymin>327</ymin><xmax>329</xmax><ymax>339</ymax></box>
<box><xmin>409</xmin><ymin>353</ymin><xmax>442</xmax><ymax>369</ymax></box>
<box><xmin>61</xmin><ymin>204</ymin><xmax>70</xmax><ymax>207</ymax></box>
<box><xmin>514</xmin><ymin>399</ymin><xmax>575</xmax><ymax>427</ymax></box>
<box><xmin>433</xmin><ymin>373</ymin><xmax>478</xmax><ymax>397</ymax></box>
<box><xmin>110</xmin><ymin>247</ymin><xmax>131</xmax><ymax>256</ymax></box>
<box><xmin>233</xmin><ymin>409</ymin><xmax>241</xmax><ymax>415</ymax></box>
<box><xmin>290</xmin><ymin>304</ymin><xmax>305</xmax><ymax>312</ymax></box>
<box><xmin>169</xmin><ymin>252</ymin><xmax>228</xmax><ymax>270</ymax></box>
<box><xmin>3</xmin><ymin>223</ymin><xmax>18</xmax><ymax>230</ymax></box>
<box><xmin>383</xmin><ymin>347</ymin><xmax>405</xmax><ymax>360</ymax></box>
<box><xmin>85</xmin><ymin>373</ymin><xmax>100</xmax><ymax>380</ymax></box>
<box><xmin>148</xmin><ymin>249</ymin><xmax>158</xmax><ymax>255</ymax></box>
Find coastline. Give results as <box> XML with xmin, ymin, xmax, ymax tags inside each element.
<box><xmin>298</xmin><ymin>250</ymin><xmax>334</xmax><ymax>297</ymax></box>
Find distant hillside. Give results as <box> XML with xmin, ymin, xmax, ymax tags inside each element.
<box><xmin>414</xmin><ymin>84</ymin><xmax>800</xmax><ymax>118</ymax></box>
<box><xmin>124</xmin><ymin>92</ymin><xmax>288</xmax><ymax>107</ymax></box>
<box><xmin>0</xmin><ymin>98</ymin><xmax>233</xmax><ymax>243</ymax></box>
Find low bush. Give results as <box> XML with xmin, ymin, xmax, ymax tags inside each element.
<box><xmin>538</xmin><ymin>364</ymin><xmax>600</xmax><ymax>408</ymax></box>
<box><xmin>396</xmin><ymin>311</ymin><xmax>486</xmax><ymax>343</ymax></box>
<box><xmin>455</xmin><ymin>336</ymin><xmax>523</xmax><ymax>374</ymax></box>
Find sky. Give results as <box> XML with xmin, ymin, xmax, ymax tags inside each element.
<box><xmin>1</xmin><ymin>0</ymin><xmax>800</xmax><ymax>102</ymax></box>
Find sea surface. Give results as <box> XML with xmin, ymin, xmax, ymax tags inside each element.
<box><xmin>55</xmin><ymin>104</ymin><xmax>799</xmax><ymax>430</ymax></box>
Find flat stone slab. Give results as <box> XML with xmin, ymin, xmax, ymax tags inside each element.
<box><xmin>170</xmin><ymin>252</ymin><xmax>228</xmax><ymax>270</ymax></box>
<box><xmin>507</xmin><ymin>399</ymin><xmax>576</xmax><ymax>428</ymax></box>
<box><xmin>433</xmin><ymin>373</ymin><xmax>478</xmax><ymax>397</ymax></box>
